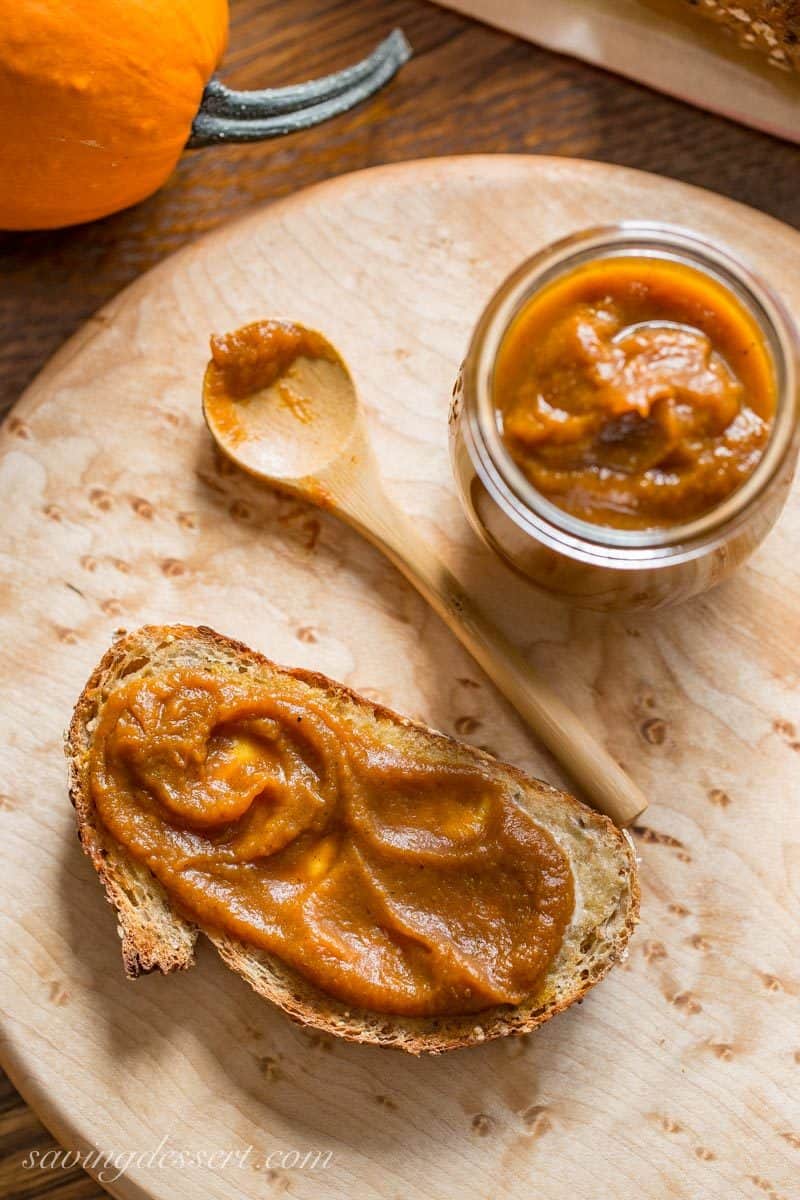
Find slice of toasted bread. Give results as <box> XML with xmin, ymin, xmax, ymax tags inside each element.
<box><xmin>66</xmin><ymin>624</ymin><xmax>639</xmax><ymax>1054</ymax></box>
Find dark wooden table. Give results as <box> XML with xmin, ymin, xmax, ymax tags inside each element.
<box><xmin>1</xmin><ymin>0</ymin><xmax>798</xmax><ymax>1196</ymax></box>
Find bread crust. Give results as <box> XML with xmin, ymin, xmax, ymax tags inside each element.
<box><xmin>67</xmin><ymin>624</ymin><xmax>640</xmax><ymax>1054</ymax></box>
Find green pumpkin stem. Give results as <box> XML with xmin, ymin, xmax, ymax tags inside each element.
<box><xmin>188</xmin><ymin>29</ymin><xmax>411</xmax><ymax>147</ymax></box>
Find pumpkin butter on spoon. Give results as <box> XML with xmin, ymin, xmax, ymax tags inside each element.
<box><xmin>494</xmin><ymin>256</ymin><xmax>776</xmax><ymax>530</ymax></box>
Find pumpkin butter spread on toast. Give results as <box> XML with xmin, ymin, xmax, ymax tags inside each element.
<box><xmin>68</xmin><ymin>625</ymin><xmax>638</xmax><ymax>1052</ymax></box>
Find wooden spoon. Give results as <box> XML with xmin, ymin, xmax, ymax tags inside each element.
<box><xmin>203</xmin><ymin>323</ymin><xmax>648</xmax><ymax>827</ymax></box>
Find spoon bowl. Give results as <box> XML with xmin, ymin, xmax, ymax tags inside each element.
<box><xmin>203</xmin><ymin>324</ymin><xmax>362</xmax><ymax>488</ymax></box>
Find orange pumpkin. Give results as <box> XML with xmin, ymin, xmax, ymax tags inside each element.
<box><xmin>0</xmin><ymin>0</ymin><xmax>229</xmax><ymax>230</ymax></box>
<box><xmin>0</xmin><ymin>9</ymin><xmax>410</xmax><ymax>232</ymax></box>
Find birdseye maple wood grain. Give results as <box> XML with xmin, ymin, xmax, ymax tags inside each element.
<box><xmin>1</xmin><ymin>1</ymin><xmax>799</xmax><ymax>1199</ymax></box>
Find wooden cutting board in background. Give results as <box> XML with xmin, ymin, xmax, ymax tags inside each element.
<box><xmin>436</xmin><ymin>0</ymin><xmax>800</xmax><ymax>142</ymax></box>
<box><xmin>0</xmin><ymin>157</ymin><xmax>797</xmax><ymax>1200</ymax></box>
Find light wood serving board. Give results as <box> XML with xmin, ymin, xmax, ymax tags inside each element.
<box><xmin>0</xmin><ymin>157</ymin><xmax>798</xmax><ymax>1200</ymax></box>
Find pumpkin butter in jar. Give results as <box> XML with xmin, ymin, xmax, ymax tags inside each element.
<box><xmin>451</xmin><ymin>225</ymin><xmax>800</xmax><ymax>610</ymax></box>
<box><xmin>495</xmin><ymin>256</ymin><xmax>775</xmax><ymax>530</ymax></box>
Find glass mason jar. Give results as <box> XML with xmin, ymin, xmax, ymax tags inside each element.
<box><xmin>449</xmin><ymin>223</ymin><xmax>800</xmax><ymax>611</ymax></box>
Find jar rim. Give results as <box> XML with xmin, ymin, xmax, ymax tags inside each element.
<box><xmin>466</xmin><ymin>221</ymin><xmax>800</xmax><ymax>554</ymax></box>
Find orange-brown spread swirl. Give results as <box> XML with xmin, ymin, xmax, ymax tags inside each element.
<box><xmin>494</xmin><ymin>256</ymin><xmax>776</xmax><ymax>529</ymax></box>
<box><xmin>89</xmin><ymin>668</ymin><xmax>574</xmax><ymax>1017</ymax></box>
<box><xmin>208</xmin><ymin>321</ymin><xmax>337</xmax><ymax>399</ymax></box>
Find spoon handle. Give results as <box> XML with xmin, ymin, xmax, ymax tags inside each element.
<box><xmin>349</xmin><ymin>493</ymin><xmax>647</xmax><ymax>827</ymax></box>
